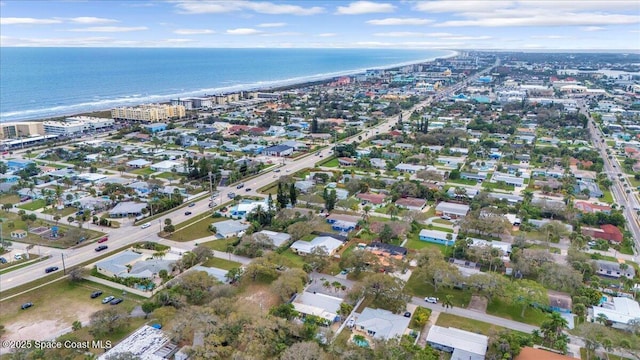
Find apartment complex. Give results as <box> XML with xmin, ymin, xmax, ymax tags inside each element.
<box><xmin>111</xmin><ymin>104</ymin><xmax>186</xmax><ymax>122</ymax></box>
<box><xmin>43</xmin><ymin>117</ymin><xmax>115</xmax><ymax>136</ymax></box>
<box><xmin>0</xmin><ymin>122</ymin><xmax>44</xmax><ymax>139</ymax></box>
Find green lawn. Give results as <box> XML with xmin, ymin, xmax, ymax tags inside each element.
<box><xmin>482</xmin><ymin>181</ymin><xmax>516</xmax><ymax>192</ymax></box>
<box><xmin>0</xmin><ymin>255</ymin><xmax>42</xmax><ymax>274</ymax></box>
<box><xmin>202</xmin><ymin>257</ymin><xmax>241</xmax><ymax>270</ymax></box>
<box><xmin>42</xmin><ymin>206</ymin><xmax>77</xmax><ymax>217</ymax></box>
<box><xmin>130</xmin><ymin>167</ymin><xmax>156</xmax><ymax>175</ymax></box>
<box><xmin>486</xmin><ymin>297</ymin><xmax>548</xmax><ymax>326</ymax></box>
<box><xmin>167</xmin><ymin>216</ymin><xmax>227</xmax><ymax>242</ymax></box>
<box><xmin>429</xmin><ymin>225</ymin><xmax>454</xmax><ymax>233</ymax></box>
<box><xmin>280</xmin><ymin>249</ymin><xmax>307</xmax><ymax>268</ymax></box>
<box><xmin>200</xmin><ymin>237</ymin><xmax>237</xmax><ymax>252</ymax></box>
<box><xmin>447</xmin><ymin>178</ymin><xmax>478</xmax><ymax>186</ymax></box>
<box><xmin>156</xmin><ymin>171</ymin><xmax>182</xmax><ymax>180</ymax></box>
<box><xmin>432</xmin><ymin>219</ymin><xmax>453</xmax><ymax>226</ymax></box>
<box><xmin>436</xmin><ymin>313</ymin><xmax>523</xmax><ymax>336</ymax></box>
<box><xmin>17</xmin><ymin>199</ymin><xmax>46</xmax><ymax>211</ymax></box>
<box><xmin>0</xmin><ymin>194</ymin><xmax>20</xmax><ymax>205</ymax></box>
<box><xmin>318</xmin><ymin>158</ymin><xmax>339</xmax><ymax>167</ymax></box>
<box><xmin>405</xmin><ymin>272</ymin><xmax>471</xmax><ymax>308</ymax></box>
<box><xmin>601</xmin><ymin>189</ymin><xmax>614</xmax><ymax>204</ymax></box>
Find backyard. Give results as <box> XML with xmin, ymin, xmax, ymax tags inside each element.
<box><xmin>405</xmin><ymin>272</ymin><xmax>472</xmax><ymax>308</ymax></box>
<box><xmin>435</xmin><ymin>313</ymin><xmax>522</xmax><ymax>336</ymax></box>
<box><xmin>202</xmin><ymin>257</ymin><xmax>241</xmax><ymax>270</ymax></box>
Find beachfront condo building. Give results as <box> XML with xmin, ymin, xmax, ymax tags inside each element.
<box><xmin>0</xmin><ymin>122</ymin><xmax>45</xmax><ymax>139</ymax></box>
<box><xmin>43</xmin><ymin>117</ymin><xmax>115</xmax><ymax>136</ymax></box>
<box><xmin>111</xmin><ymin>104</ymin><xmax>186</xmax><ymax>122</ymax></box>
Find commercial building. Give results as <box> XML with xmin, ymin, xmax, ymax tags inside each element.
<box><xmin>43</xmin><ymin>117</ymin><xmax>115</xmax><ymax>136</ymax></box>
<box><xmin>0</xmin><ymin>122</ymin><xmax>44</xmax><ymax>139</ymax></box>
<box><xmin>66</xmin><ymin>116</ymin><xmax>115</xmax><ymax>131</ymax></box>
<box><xmin>426</xmin><ymin>326</ymin><xmax>488</xmax><ymax>360</ymax></box>
<box><xmin>111</xmin><ymin>104</ymin><xmax>186</xmax><ymax>122</ymax></box>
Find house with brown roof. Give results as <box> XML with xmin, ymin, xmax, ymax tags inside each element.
<box><xmin>337</xmin><ymin>157</ymin><xmax>355</xmax><ymax>166</ymax></box>
<box><xmin>395</xmin><ymin>197</ymin><xmax>427</xmax><ymax>211</ymax></box>
<box><xmin>356</xmin><ymin>192</ymin><xmax>388</xmax><ymax>206</ymax></box>
<box><xmin>581</xmin><ymin>224</ymin><xmax>623</xmax><ymax>244</ymax></box>
<box><xmin>515</xmin><ymin>347</ymin><xmax>574</xmax><ymax>360</ymax></box>
<box><xmin>574</xmin><ymin>201</ymin><xmax>612</xmax><ymax>214</ymax></box>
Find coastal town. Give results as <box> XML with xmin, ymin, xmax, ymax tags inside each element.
<box><xmin>1</xmin><ymin>51</ymin><xmax>640</xmax><ymax>360</ymax></box>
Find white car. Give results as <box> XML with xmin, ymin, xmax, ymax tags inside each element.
<box><xmin>425</xmin><ymin>297</ymin><xmax>439</xmax><ymax>304</ymax></box>
<box><xmin>140</xmin><ymin>223</ymin><xmax>151</xmax><ymax>229</ymax></box>
<box><xmin>346</xmin><ymin>318</ymin><xmax>355</xmax><ymax>328</ymax></box>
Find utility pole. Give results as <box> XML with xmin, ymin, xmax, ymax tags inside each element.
<box><xmin>61</xmin><ymin>253</ymin><xmax>66</xmax><ymax>274</ymax></box>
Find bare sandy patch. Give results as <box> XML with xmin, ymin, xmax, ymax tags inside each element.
<box><xmin>467</xmin><ymin>295</ymin><xmax>488</xmax><ymax>312</ymax></box>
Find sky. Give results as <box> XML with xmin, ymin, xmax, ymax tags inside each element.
<box><xmin>0</xmin><ymin>0</ymin><xmax>639</xmax><ymax>50</ymax></box>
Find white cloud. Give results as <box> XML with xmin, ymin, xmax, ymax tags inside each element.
<box><xmin>175</xmin><ymin>1</ymin><xmax>324</xmax><ymax>16</ymax></box>
<box><xmin>68</xmin><ymin>17</ymin><xmax>119</xmax><ymax>24</ymax></box>
<box><xmin>530</xmin><ymin>35</ymin><xmax>570</xmax><ymax>39</ymax></box>
<box><xmin>336</xmin><ymin>1</ymin><xmax>395</xmax><ymax>15</ymax></box>
<box><xmin>373</xmin><ymin>32</ymin><xmax>491</xmax><ymax>41</ymax></box>
<box><xmin>68</xmin><ymin>26</ymin><xmax>148</xmax><ymax>32</ymax></box>
<box><xmin>0</xmin><ymin>35</ymin><xmax>113</xmax><ymax>47</ymax></box>
<box><xmin>165</xmin><ymin>38</ymin><xmax>196</xmax><ymax>43</ymax></box>
<box><xmin>583</xmin><ymin>26</ymin><xmax>605</xmax><ymax>32</ymax></box>
<box><xmin>366</xmin><ymin>18</ymin><xmax>432</xmax><ymax>26</ymax></box>
<box><xmin>414</xmin><ymin>1</ymin><xmax>514</xmax><ymax>13</ymax></box>
<box><xmin>317</xmin><ymin>33</ymin><xmax>337</xmax><ymax>37</ymax></box>
<box><xmin>0</xmin><ymin>17</ymin><xmax>62</xmax><ymax>25</ymax></box>
<box><xmin>415</xmin><ymin>1</ymin><xmax>637</xmax><ymax>13</ymax></box>
<box><xmin>435</xmin><ymin>13</ymin><xmax>640</xmax><ymax>27</ymax></box>
<box><xmin>174</xmin><ymin>29</ymin><xmax>215</xmax><ymax>35</ymax></box>
<box><xmin>259</xmin><ymin>31</ymin><xmax>301</xmax><ymax>37</ymax></box>
<box><xmin>226</xmin><ymin>28</ymin><xmax>262</xmax><ymax>35</ymax></box>
<box><xmin>258</xmin><ymin>22</ymin><xmax>286</xmax><ymax>28</ymax></box>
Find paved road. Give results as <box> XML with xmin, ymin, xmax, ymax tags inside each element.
<box><xmin>582</xmin><ymin>102</ymin><xmax>639</xmax><ymax>259</ymax></box>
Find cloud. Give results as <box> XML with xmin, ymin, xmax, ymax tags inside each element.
<box><xmin>336</xmin><ymin>1</ymin><xmax>395</xmax><ymax>15</ymax></box>
<box><xmin>583</xmin><ymin>26</ymin><xmax>605</xmax><ymax>32</ymax></box>
<box><xmin>226</xmin><ymin>28</ymin><xmax>262</xmax><ymax>35</ymax></box>
<box><xmin>434</xmin><ymin>13</ymin><xmax>640</xmax><ymax>27</ymax></box>
<box><xmin>373</xmin><ymin>32</ymin><xmax>491</xmax><ymax>40</ymax></box>
<box><xmin>174</xmin><ymin>1</ymin><xmax>324</xmax><ymax>16</ymax></box>
<box><xmin>258</xmin><ymin>22</ymin><xmax>286</xmax><ymax>28</ymax></box>
<box><xmin>414</xmin><ymin>1</ymin><xmax>514</xmax><ymax>13</ymax></box>
<box><xmin>68</xmin><ymin>26</ymin><xmax>148</xmax><ymax>32</ymax></box>
<box><xmin>0</xmin><ymin>35</ymin><xmax>113</xmax><ymax>47</ymax></box>
<box><xmin>317</xmin><ymin>33</ymin><xmax>337</xmax><ymax>37</ymax></box>
<box><xmin>530</xmin><ymin>35</ymin><xmax>570</xmax><ymax>39</ymax></box>
<box><xmin>0</xmin><ymin>17</ymin><xmax>62</xmax><ymax>25</ymax></box>
<box><xmin>68</xmin><ymin>17</ymin><xmax>119</xmax><ymax>24</ymax></box>
<box><xmin>165</xmin><ymin>38</ymin><xmax>196</xmax><ymax>43</ymax></box>
<box><xmin>174</xmin><ymin>29</ymin><xmax>215</xmax><ymax>35</ymax></box>
<box><xmin>414</xmin><ymin>1</ymin><xmax>637</xmax><ymax>13</ymax></box>
<box><xmin>366</xmin><ymin>18</ymin><xmax>432</xmax><ymax>26</ymax></box>
<box><xmin>259</xmin><ymin>31</ymin><xmax>301</xmax><ymax>37</ymax></box>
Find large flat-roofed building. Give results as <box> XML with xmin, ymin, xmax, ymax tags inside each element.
<box><xmin>43</xmin><ymin>120</ymin><xmax>86</xmax><ymax>135</ymax></box>
<box><xmin>111</xmin><ymin>104</ymin><xmax>186</xmax><ymax>122</ymax></box>
<box><xmin>66</xmin><ymin>116</ymin><xmax>115</xmax><ymax>131</ymax></box>
<box><xmin>0</xmin><ymin>122</ymin><xmax>44</xmax><ymax>139</ymax></box>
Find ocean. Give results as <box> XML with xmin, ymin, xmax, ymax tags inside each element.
<box><xmin>0</xmin><ymin>48</ymin><xmax>454</xmax><ymax>122</ymax></box>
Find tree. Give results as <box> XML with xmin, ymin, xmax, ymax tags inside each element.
<box><xmin>348</xmin><ymin>273</ymin><xmax>410</xmax><ymax>314</ymax></box>
<box><xmin>89</xmin><ymin>307</ymin><xmax>128</xmax><ymax>336</ymax></box>
<box><xmin>141</xmin><ymin>301</ymin><xmax>157</xmax><ymax>319</ymax></box>
<box><xmin>176</xmin><ymin>270</ymin><xmax>217</xmax><ymax>305</ymax></box>
<box><xmin>442</xmin><ymin>294</ymin><xmax>454</xmax><ymax>310</ymax></box>
<box><xmin>486</xmin><ymin>331</ymin><xmax>533</xmax><ymax>360</ymax></box>
<box><xmin>67</xmin><ymin>267</ymin><xmax>87</xmax><ymax>282</ymax></box>
<box><xmin>271</xmin><ymin>268</ymin><xmax>308</xmax><ymax>302</ymax></box>
<box><xmin>306</xmin><ymin>246</ymin><xmax>329</xmax><ymax>272</ymax></box>
<box><xmin>379</xmin><ymin>224</ymin><xmax>394</xmax><ymax>243</ymax></box>
<box><xmin>280</xmin><ymin>341</ymin><xmax>327</xmax><ymax>360</ymax></box>
<box><xmin>323</xmin><ymin>188</ymin><xmax>337</xmax><ymax>211</ymax></box>
<box><xmin>72</xmin><ymin>320</ymin><xmax>82</xmax><ymax>331</ymax></box>
<box><xmin>277</xmin><ymin>182</ymin><xmax>288</xmax><ymax>209</ymax></box>
<box><xmin>387</xmin><ymin>204</ymin><xmax>399</xmax><ymax>220</ymax></box>
<box><xmin>539</xmin><ymin>312</ymin><xmax>569</xmax><ymax>352</ymax></box>
<box><xmin>595</xmin><ymin>313</ymin><xmax>609</xmax><ymax>325</ymax></box>
<box><xmin>289</xmin><ymin>183</ymin><xmax>297</xmax><ymax>207</ymax></box>
<box><xmin>506</xmin><ymin>279</ymin><xmax>548</xmax><ymax>317</ymax></box>
<box><xmin>67</xmin><ymin>216</ymin><xmax>74</xmax><ymax>225</ymax></box>
<box><xmin>339</xmin><ymin>249</ymin><xmax>379</xmax><ymax>276</ymax></box>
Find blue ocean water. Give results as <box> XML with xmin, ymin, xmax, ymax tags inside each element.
<box><xmin>0</xmin><ymin>48</ymin><xmax>454</xmax><ymax>122</ymax></box>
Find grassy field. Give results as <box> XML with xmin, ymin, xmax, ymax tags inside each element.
<box><xmin>280</xmin><ymin>249</ymin><xmax>307</xmax><ymax>268</ymax></box>
<box><xmin>601</xmin><ymin>189</ymin><xmax>614</xmax><ymax>204</ymax></box>
<box><xmin>156</xmin><ymin>171</ymin><xmax>182</xmax><ymax>180</ymax></box>
<box><xmin>168</xmin><ymin>216</ymin><xmax>228</xmax><ymax>242</ymax></box>
<box><xmin>130</xmin><ymin>167</ymin><xmax>156</xmax><ymax>176</ymax></box>
<box><xmin>436</xmin><ymin>313</ymin><xmax>521</xmax><ymax>336</ymax></box>
<box><xmin>486</xmin><ymin>298</ymin><xmax>548</xmax><ymax>326</ymax></box>
<box><xmin>200</xmin><ymin>237</ymin><xmax>237</xmax><ymax>252</ymax></box>
<box><xmin>432</xmin><ymin>219</ymin><xmax>453</xmax><ymax>225</ymax></box>
<box><xmin>405</xmin><ymin>272</ymin><xmax>471</xmax><ymax>308</ymax></box>
<box><xmin>202</xmin><ymin>257</ymin><xmax>241</xmax><ymax>270</ymax></box>
<box><xmin>0</xmin><ymin>255</ymin><xmax>42</xmax><ymax>274</ymax></box>
<box><xmin>17</xmin><ymin>199</ymin><xmax>46</xmax><ymax>211</ymax></box>
<box><xmin>318</xmin><ymin>158</ymin><xmax>339</xmax><ymax>167</ymax></box>
<box><xmin>482</xmin><ymin>181</ymin><xmax>516</xmax><ymax>192</ymax></box>
<box><xmin>42</xmin><ymin>206</ymin><xmax>77</xmax><ymax>217</ymax></box>
<box><xmin>0</xmin><ymin>194</ymin><xmax>21</xmax><ymax>205</ymax></box>
<box><xmin>447</xmin><ymin>178</ymin><xmax>478</xmax><ymax>186</ymax></box>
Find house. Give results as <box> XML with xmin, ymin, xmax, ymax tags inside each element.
<box><xmin>229</xmin><ymin>199</ymin><xmax>269</xmax><ymax>218</ymax></box>
<box><xmin>488</xmin><ymin>192</ymin><xmax>523</xmax><ymax>204</ymax></box>
<box><xmin>338</xmin><ymin>157</ymin><xmax>356</xmax><ymax>166</ymax></box>
<box><xmin>592</xmin><ymin>297</ymin><xmax>640</xmax><ymax>330</ymax></box>
<box><xmin>263</xmin><ymin>144</ymin><xmax>293</xmax><ymax>157</ymax></box>
<box><xmin>435</xmin><ymin>201</ymin><xmax>469</xmax><ymax>219</ymax></box>
<box><xmin>126</xmin><ymin>159</ymin><xmax>151</xmax><ymax>168</ymax></box>
<box><xmin>577</xmin><ymin>180</ymin><xmax>604</xmax><ymax>198</ymax></box>
<box><xmin>7</xmin><ymin>159</ymin><xmax>34</xmax><ymax>170</ymax></box>
<box><xmin>150</xmin><ymin>160</ymin><xmax>182</xmax><ymax>172</ymax></box>
<box><xmin>460</xmin><ymin>172</ymin><xmax>487</xmax><ymax>182</ymax></box>
<box><xmin>419</xmin><ymin>229</ymin><xmax>455</xmax><ymax>246</ymax></box>
<box><xmin>468</xmin><ymin>238</ymin><xmax>512</xmax><ymax>257</ymax></box>
<box><xmin>294</xmin><ymin>180</ymin><xmax>315</xmax><ymax>193</ymax></box>
<box><xmin>581</xmin><ymin>224</ymin><xmax>624</xmax><ymax>244</ymax></box>
<box><xmin>326</xmin><ymin>213</ymin><xmax>359</xmax><ymax>232</ymax></box>
<box><xmin>108</xmin><ymin>202</ymin><xmax>147</xmax><ymax>218</ymax></box>
<box><xmin>96</xmin><ymin>251</ymin><xmax>145</xmax><ymax>278</ymax></box>
<box><xmin>436</xmin><ymin>156</ymin><xmax>465</xmax><ymax>168</ymax></box>
<box><xmin>98</xmin><ymin>325</ymin><xmax>172</xmax><ymax>360</ymax></box>
<box><xmin>290</xmin><ymin>235</ymin><xmax>343</xmax><ymax>256</ymax></box>
<box><xmin>265</xmin><ymin>125</ymin><xmax>286</xmax><ymax>137</ymax></box>
<box><xmin>126</xmin><ymin>259</ymin><xmax>175</xmax><ymax>279</ymax></box>
<box><xmin>213</xmin><ymin>220</ymin><xmax>249</xmax><ymax>238</ymax></box>
<box><xmin>354</xmin><ymin>307</ymin><xmax>411</xmax><ymax>341</ymax></box>
<box><xmin>370</xmin><ymin>158</ymin><xmax>386</xmax><ymax>169</ymax></box>
<box><xmin>548</xmin><ymin>291</ymin><xmax>573</xmax><ymax>314</ymax></box>
<box><xmin>491</xmin><ymin>172</ymin><xmax>525</xmax><ymax>187</ymax></box>
<box><xmin>394</xmin><ymin>197</ymin><xmax>426</xmax><ymax>211</ymax></box>
<box><xmin>143</xmin><ymin>123</ymin><xmax>167</xmax><ymax>133</ymax></box>
<box><xmin>426</xmin><ymin>326</ymin><xmax>488</xmax><ymax>360</ymax></box>
<box><xmin>595</xmin><ymin>260</ymin><xmax>636</xmax><ymax>278</ymax></box>
<box><xmin>395</xmin><ymin>163</ymin><xmax>426</xmax><ymax>173</ymax></box>
<box><xmin>356</xmin><ymin>192</ymin><xmax>387</xmax><ymax>206</ymax></box>
<box><xmin>255</xmin><ymin>230</ymin><xmax>291</xmax><ymax>248</ymax></box>
<box><xmin>292</xmin><ymin>291</ymin><xmax>343</xmax><ymax>324</ymax></box>
<box><xmin>366</xmin><ymin>242</ymin><xmax>407</xmax><ymax>267</ymax></box>
<box><xmin>574</xmin><ymin>201</ymin><xmax>612</xmax><ymax>214</ymax></box>
<box><xmin>280</xmin><ymin>140</ymin><xmax>308</xmax><ymax>151</ymax></box>
<box><xmin>333</xmin><ymin>188</ymin><xmax>349</xmax><ymax>200</ymax></box>
<box><xmin>515</xmin><ymin>347</ymin><xmax>575</xmax><ymax>360</ymax></box>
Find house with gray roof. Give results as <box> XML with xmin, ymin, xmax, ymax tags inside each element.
<box><xmin>354</xmin><ymin>307</ymin><xmax>411</xmax><ymax>341</ymax></box>
<box><xmin>435</xmin><ymin>201</ymin><xmax>469</xmax><ymax>218</ymax></box>
<box><xmin>109</xmin><ymin>201</ymin><xmax>148</xmax><ymax>218</ymax></box>
<box><xmin>295</xmin><ymin>180</ymin><xmax>315</xmax><ymax>193</ymax></box>
<box><xmin>291</xmin><ymin>236</ymin><xmax>343</xmax><ymax>256</ymax></box>
<box><xmin>596</xmin><ymin>260</ymin><xmax>636</xmax><ymax>278</ymax></box>
<box><xmin>255</xmin><ymin>230</ymin><xmax>291</xmax><ymax>248</ymax></box>
<box><xmin>293</xmin><ymin>291</ymin><xmax>343</xmax><ymax>324</ymax></box>
<box><xmin>213</xmin><ymin>220</ymin><xmax>249</xmax><ymax>238</ymax></box>
<box><xmin>124</xmin><ymin>259</ymin><xmax>175</xmax><ymax>279</ymax></box>
<box><xmin>426</xmin><ymin>326</ymin><xmax>488</xmax><ymax>360</ymax></box>
<box><xmin>96</xmin><ymin>251</ymin><xmax>145</xmax><ymax>278</ymax></box>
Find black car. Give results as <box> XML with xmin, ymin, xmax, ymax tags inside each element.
<box><xmin>45</xmin><ymin>266</ymin><xmax>59</xmax><ymax>273</ymax></box>
<box><xmin>403</xmin><ymin>311</ymin><xmax>411</xmax><ymax>318</ymax></box>
<box><xmin>245</xmin><ymin>188</ymin><xmax>252</xmax><ymax>192</ymax></box>
<box><xmin>21</xmin><ymin>302</ymin><xmax>33</xmax><ymax>310</ymax></box>
<box><xmin>90</xmin><ymin>290</ymin><xmax>103</xmax><ymax>299</ymax></box>
<box><xmin>95</xmin><ymin>245</ymin><xmax>108</xmax><ymax>252</ymax></box>
<box><xmin>110</xmin><ymin>298</ymin><xmax>123</xmax><ymax>305</ymax></box>
<box><xmin>185</xmin><ymin>211</ymin><xmax>192</xmax><ymax>215</ymax></box>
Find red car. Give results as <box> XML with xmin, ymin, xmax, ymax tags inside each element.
<box><xmin>98</xmin><ymin>237</ymin><xmax>108</xmax><ymax>243</ymax></box>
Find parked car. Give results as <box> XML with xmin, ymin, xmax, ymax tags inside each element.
<box><xmin>90</xmin><ymin>290</ymin><xmax>103</xmax><ymax>299</ymax></box>
<box><xmin>403</xmin><ymin>311</ymin><xmax>412</xmax><ymax>318</ymax></box>
<box><xmin>21</xmin><ymin>302</ymin><xmax>33</xmax><ymax>310</ymax></box>
<box><xmin>102</xmin><ymin>296</ymin><xmax>115</xmax><ymax>304</ymax></box>
<box><xmin>98</xmin><ymin>237</ymin><xmax>108</xmax><ymax>243</ymax></box>
<box><xmin>228</xmin><ymin>192</ymin><xmax>236</xmax><ymax>199</ymax></box>
<box><xmin>274</xmin><ymin>169</ymin><xmax>281</xmax><ymax>173</ymax></box>
<box><xmin>425</xmin><ymin>297</ymin><xmax>439</xmax><ymax>303</ymax></box>
<box><xmin>95</xmin><ymin>245</ymin><xmax>108</xmax><ymax>252</ymax></box>
<box><xmin>346</xmin><ymin>318</ymin><xmax>355</xmax><ymax>328</ymax></box>
<box><xmin>110</xmin><ymin>298</ymin><xmax>123</xmax><ymax>305</ymax></box>
<box><xmin>45</xmin><ymin>266</ymin><xmax>59</xmax><ymax>273</ymax></box>
<box><xmin>185</xmin><ymin>211</ymin><xmax>192</xmax><ymax>216</ymax></box>
<box><xmin>188</xmin><ymin>203</ymin><xmax>196</xmax><ymax>207</ymax></box>
<box><xmin>440</xmin><ymin>215</ymin><xmax>451</xmax><ymax>220</ymax></box>
<box><xmin>140</xmin><ymin>223</ymin><xmax>151</xmax><ymax>229</ymax></box>
<box><xmin>0</xmin><ymin>257</ymin><xmax>7</xmax><ymax>264</ymax></box>
<box><xmin>236</xmin><ymin>183</ymin><xmax>244</xmax><ymax>189</ymax></box>
<box><xmin>14</xmin><ymin>254</ymin><xmax>23</xmax><ymax>261</ymax></box>
<box><xmin>245</xmin><ymin>188</ymin><xmax>252</xmax><ymax>192</ymax></box>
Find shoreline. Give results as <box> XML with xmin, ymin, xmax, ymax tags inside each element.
<box><xmin>1</xmin><ymin>49</ymin><xmax>458</xmax><ymax>124</ymax></box>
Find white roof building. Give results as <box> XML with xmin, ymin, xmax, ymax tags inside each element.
<box><xmin>355</xmin><ymin>307</ymin><xmax>411</xmax><ymax>340</ymax></box>
<box><xmin>256</xmin><ymin>230</ymin><xmax>291</xmax><ymax>247</ymax></box>
<box><xmin>291</xmin><ymin>236</ymin><xmax>343</xmax><ymax>256</ymax></box>
<box><xmin>98</xmin><ymin>325</ymin><xmax>171</xmax><ymax>360</ymax></box>
<box><xmin>426</xmin><ymin>326</ymin><xmax>488</xmax><ymax>360</ymax></box>
<box><xmin>593</xmin><ymin>297</ymin><xmax>640</xmax><ymax>330</ymax></box>
<box><xmin>292</xmin><ymin>291</ymin><xmax>343</xmax><ymax>323</ymax></box>
<box><xmin>435</xmin><ymin>201</ymin><xmax>470</xmax><ymax>217</ymax></box>
<box><xmin>150</xmin><ymin>160</ymin><xmax>182</xmax><ymax>172</ymax></box>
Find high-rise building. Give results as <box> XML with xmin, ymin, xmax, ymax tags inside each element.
<box><xmin>0</xmin><ymin>122</ymin><xmax>45</xmax><ymax>139</ymax></box>
<box><xmin>111</xmin><ymin>104</ymin><xmax>186</xmax><ymax>122</ymax></box>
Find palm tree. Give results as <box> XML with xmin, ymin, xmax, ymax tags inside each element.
<box><xmin>387</xmin><ymin>204</ymin><xmax>399</xmax><ymax>220</ymax></box>
<box><xmin>442</xmin><ymin>295</ymin><xmax>454</xmax><ymax>311</ymax></box>
<box><xmin>595</xmin><ymin>313</ymin><xmax>609</xmax><ymax>325</ymax></box>
<box><xmin>362</xmin><ymin>205</ymin><xmax>371</xmax><ymax>224</ymax></box>
<box><xmin>602</xmin><ymin>338</ymin><xmax>613</xmax><ymax>360</ymax></box>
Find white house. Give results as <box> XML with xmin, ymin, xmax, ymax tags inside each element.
<box><xmin>212</xmin><ymin>220</ymin><xmax>249</xmax><ymax>238</ymax></box>
<box><xmin>354</xmin><ymin>307</ymin><xmax>411</xmax><ymax>341</ymax></box>
<box><xmin>592</xmin><ymin>297</ymin><xmax>640</xmax><ymax>331</ymax></box>
<box><xmin>426</xmin><ymin>326</ymin><xmax>488</xmax><ymax>360</ymax></box>
<box><xmin>150</xmin><ymin>160</ymin><xmax>182</xmax><ymax>172</ymax></box>
<box><xmin>291</xmin><ymin>236</ymin><xmax>343</xmax><ymax>256</ymax></box>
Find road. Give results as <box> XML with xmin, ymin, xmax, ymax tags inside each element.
<box><xmin>0</xmin><ymin>60</ymin><xmax>500</xmax><ymax>292</ymax></box>
<box><xmin>581</xmin><ymin>102</ymin><xmax>640</xmax><ymax>258</ymax></box>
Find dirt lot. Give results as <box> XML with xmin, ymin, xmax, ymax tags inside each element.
<box><xmin>238</xmin><ymin>284</ymin><xmax>281</xmax><ymax>313</ymax></box>
<box><xmin>467</xmin><ymin>295</ymin><xmax>488</xmax><ymax>312</ymax></box>
<box><xmin>0</xmin><ymin>280</ymin><xmax>141</xmax><ymax>342</ymax></box>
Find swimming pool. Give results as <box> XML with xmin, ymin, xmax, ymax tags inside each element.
<box><xmin>353</xmin><ymin>337</ymin><xmax>370</xmax><ymax>348</ymax></box>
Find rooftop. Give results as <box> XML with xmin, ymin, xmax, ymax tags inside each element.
<box><xmin>426</xmin><ymin>325</ymin><xmax>488</xmax><ymax>357</ymax></box>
